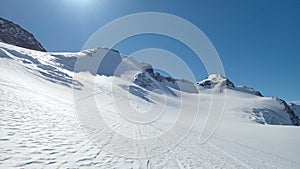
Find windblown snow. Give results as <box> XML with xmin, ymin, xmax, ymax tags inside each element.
<box><xmin>0</xmin><ymin>42</ymin><xmax>300</xmax><ymax>168</ymax></box>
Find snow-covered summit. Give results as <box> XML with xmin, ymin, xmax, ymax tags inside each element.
<box><xmin>0</xmin><ymin>17</ymin><xmax>46</xmax><ymax>52</ymax></box>
<box><xmin>197</xmin><ymin>74</ymin><xmax>263</xmax><ymax>97</ymax></box>
<box><xmin>197</xmin><ymin>74</ymin><xmax>235</xmax><ymax>88</ymax></box>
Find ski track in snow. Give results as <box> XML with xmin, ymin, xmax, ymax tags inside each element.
<box><xmin>1</xmin><ymin>81</ymin><xmax>299</xmax><ymax>169</ymax></box>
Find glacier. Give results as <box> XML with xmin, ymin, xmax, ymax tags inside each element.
<box><xmin>0</xmin><ymin>42</ymin><xmax>300</xmax><ymax>168</ymax></box>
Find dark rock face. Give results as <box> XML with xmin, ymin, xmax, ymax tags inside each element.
<box><xmin>0</xmin><ymin>17</ymin><xmax>46</xmax><ymax>52</ymax></box>
<box><xmin>134</xmin><ymin>66</ymin><xmax>176</xmax><ymax>89</ymax></box>
<box><xmin>289</xmin><ymin>103</ymin><xmax>300</xmax><ymax>117</ymax></box>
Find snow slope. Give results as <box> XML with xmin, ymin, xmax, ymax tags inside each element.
<box><xmin>0</xmin><ymin>42</ymin><xmax>300</xmax><ymax>168</ymax></box>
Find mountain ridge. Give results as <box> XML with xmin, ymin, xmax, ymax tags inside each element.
<box><xmin>0</xmin><ymin>17</ymin><xmax>46</xmax><ymax>52</ymax></box>
<box><xmin>0</xmin><ymin>42</ymin><xmax>299</xmax><ymax>126</ymax></box>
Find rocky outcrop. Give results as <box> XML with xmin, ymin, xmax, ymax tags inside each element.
<box><xmin>0</xmin><ymin>17</ymin><xmax>46</xmax><ymax>52</ymax></box>
<box><xmin>275</xmin><ymin>98</ymin><xmax>300</xmax><ymax>126</ymax></box>
<box><xmin>197</xmin><ymin>74</ymin><xmax>235</xmax><ymax>88</ymax></box>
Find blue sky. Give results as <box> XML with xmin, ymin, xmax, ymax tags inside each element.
<box><xmin>0</xmin><ymin>0</ymin><xmax>299</xmax><ymax>102</ymax></box>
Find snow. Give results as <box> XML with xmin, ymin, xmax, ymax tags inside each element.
<box><xmin>0</xmin><ymin>42</ymin><xmax>300</xmax><ymax>168</ymax></box>
<box><xmin>197</xmin><ymin>74</ymin><xmax>234</xmax><ymax>88</ymax></box>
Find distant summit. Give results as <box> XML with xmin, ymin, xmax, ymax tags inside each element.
<box><xmin>197</xmin><ymin>74</ymin><xmax>263</xmax><ymax>96</ymax></box>
<box><xmin>0</xmin><ymin>17</ymin><xmax>46</xmax><ymax>52</ymax></box>
<box><xmin>197</xmin><ymin>74</ymin><xmax>235</xmax><ymax>88</ymax></box>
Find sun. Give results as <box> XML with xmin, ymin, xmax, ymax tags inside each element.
<box><xmin>63</xmin><ymin>0</ymin><xmax>96</xmax><ymax>8</ymax></box>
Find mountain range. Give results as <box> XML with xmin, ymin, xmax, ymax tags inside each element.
<box><xmin>0</xmin><ymin>18</ymin><xmax>299</xmax><ymax>168</ymax></box>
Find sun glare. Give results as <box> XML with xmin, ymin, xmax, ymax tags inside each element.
<box><xmin>64</xmin><ymin>0</ymin><xmax>96</xmax><ymax>8</ymax></box>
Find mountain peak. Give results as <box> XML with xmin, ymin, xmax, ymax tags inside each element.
<box><xmin>197</xmin><ymin>74</ymin><xmax>235</xmax><ymax>88</ymax></box>
<box><xmin>0</xmin><ymin>17</ymin><xmax>46</xmax><ymax>52</ymax></box>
